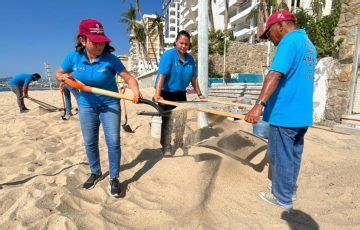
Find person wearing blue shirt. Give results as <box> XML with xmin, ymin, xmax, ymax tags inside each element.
<box><xmin>56</xmin><ymin>19</ymin><xmax>142</xmax><ymax>197</ymax></box>
<box><xmin>245</xmin><ymin>11</ymin><xmax>317</xmax><ymax>210</ymax></box>
<box><xmin>8</xmin><ymin>73</ymin><xmax>41</xmax><ymax>113</ymax></box>
<box><xmin>153</xmin><ymin>30</ymin><xmax>204</xmax><ymax>156</ymax></box>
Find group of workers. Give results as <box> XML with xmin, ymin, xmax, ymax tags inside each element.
<box><xmin>7</xmin><ymin>10</ymin><xmax>317</xmax><ymax>210</ymax></box>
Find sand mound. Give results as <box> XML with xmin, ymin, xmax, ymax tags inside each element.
<box><xmin>0</xmin><ymin>89</ymin><xmax>359</xmax><ymax>228</ymax></box>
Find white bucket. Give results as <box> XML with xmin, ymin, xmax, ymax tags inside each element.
<box><xmin>150</xmin><ymin>116</ymin><xmax>162</xmax><ymax>138</ymax></box>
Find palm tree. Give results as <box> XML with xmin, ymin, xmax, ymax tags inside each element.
<box><xmin>134</xmin><ymin>0</ymin><xmax>158</xmax><ymax>67</ymax></box>
<box><xmin>224</xmin><ymin>0</ymin><xmax>229</xmax><ymax>32</ymax></box>
<box><xmin>148</xmin><ymin>14</ymin><xmax>165</xmax><ymax>55</ymax></box>
<box><xmin>247</xmin><ymin>0</ymin><xmax>289</xmax><ymax>40</ymax></box>
<box><xmin>120</xmin><ymin>5</ymin><xmax>150</xmax><ymax>72</ymax></box>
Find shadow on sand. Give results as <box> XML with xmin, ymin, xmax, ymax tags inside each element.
<box><xmin>282</xmin><ymin>209</ymin><xmax>319</xmax><ymax>230</ymax></box>
<box><xmin>0</xmin><ymin>162</ymin><xmax>89</xmax><ymax>189</ymax></box>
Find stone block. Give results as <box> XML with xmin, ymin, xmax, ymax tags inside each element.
<box><xmin>344</xmin><ymin>12</ymin><xmax>353</xmax><ymax>21</ymax></box>
<box><xmin>339</xmin><ymin>65</ymin><xmax>353</xmax><ymax>82</ymax></box>
<box><xmin>338</xmin><ymin>27</ymin><xmax>348</xmax><ymax>36</ymax></box>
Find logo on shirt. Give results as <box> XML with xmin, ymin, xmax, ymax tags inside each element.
<box><xmin>97</xmin><ymin>67</ymin><xmax>110</xmax><ymax>73</ymax></box>
<box><xmin>78</xmin><ymin>67</ymin><xmax>85</xmax><ymax>71</ymax></box>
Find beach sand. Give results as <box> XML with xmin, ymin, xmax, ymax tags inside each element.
<box><xmin>0</xmin><ymin>89</ymin><xmax>359</xmax><ymax>229</ymax></box>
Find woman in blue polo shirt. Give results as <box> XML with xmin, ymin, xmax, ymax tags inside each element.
<box><xmin>56</xmin><ymin>19</ymin><xmax>142</xmax><ymax>197</ymax></box>
<box><xmin>153</xmin><ymin>30</ymin><xmax>204</xmax><ymax>156</ymax></box>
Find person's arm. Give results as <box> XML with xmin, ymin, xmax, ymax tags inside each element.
<box><xmin>244</xmin><ymin>71</ymin><xmax>283</xmax><ymax>123</ymax></box>
<box><xmin>59</xmin><ymin>82</ymin><xmax>65</xmax><ymax>93</ymax></box>
<box><xmin>190</xmin><ymin>77</ymin><xmax>205</xmax><ymax>99</ymax></box>
<box><xmin>118</xmin><ymin>70</ymin><xmax>142</xmax><ymax>99</ymax></box>
<box><xmin>153</xmin><ymin>74</ymin><xmax>166</xmax><ymax>102</ymax></box>
<box><xmin>56</xmin><ymin>68</ymin><xmax>71</xmax><ymax>82</ymax></box>
<box><xmin>23</xmin><ymin>84</ymin><xmax>29</xmax><ymax>98</ymax></box>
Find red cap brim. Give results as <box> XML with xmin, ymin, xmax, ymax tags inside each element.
<box><xmin>259</xmin><ymin>27</ymin><xmax>270</xmax><ymax>40</ymax></box>
<box><xmin>86</xmin><ymin>34</ymin><xmax>111</xmax><ymax>43</ymax></box>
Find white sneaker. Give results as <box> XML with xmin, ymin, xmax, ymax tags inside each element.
<box><xmin>267</xmin><ymin>182</ymin><xmax>297</xmax><ymax>201</ymax></box>
<box><xmin>259</xmin><ymin>192</ymin><xmax>292</xmax><ymax>210</ymax></box>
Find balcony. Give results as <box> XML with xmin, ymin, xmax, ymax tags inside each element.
<box><xmin>229</xmin><ymin>1</ymin><xmax>258</xmax><ymax>25</ymax></box>
<box><xmin>183</xmin><ymin>19</ymin><xmax>196</xmax><ymax>31</ymax></box>
<box><xmin>233</xmin><ymin>23</ymin><xmax>256</xmax><ymax>38</ymax></box>
<box><xmin>218</xmin><ymin>0</ymin><xmax>249</xmax><ymax>14</ymax></box>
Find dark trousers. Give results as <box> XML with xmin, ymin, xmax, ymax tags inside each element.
<box><xmin>159</xmin><ymin>91</ymin><xmax>187</xmax><ymax>150</ymax></box>
<box><xmin>10</xmin><ymin>87</ymin><xmax>26</xmax><ymax>111</ymax></box>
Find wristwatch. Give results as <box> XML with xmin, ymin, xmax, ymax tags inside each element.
<box><xmin>255</xmin><ymin>99</ymin><xmax>266</xmax><ymax>107</ymax></box>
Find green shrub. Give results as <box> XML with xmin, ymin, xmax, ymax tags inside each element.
<box><xmin>293</xmin><ymin>0</ymin><xmax>343</xmax><ymax>57</ymax></box>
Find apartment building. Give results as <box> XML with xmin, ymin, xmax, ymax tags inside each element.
<box><xmin>168</xmin><ymin>0</ymin><xmax>334</xmax><ymax>43</ymax></box>
<box><xmin>216</xmin><ymin>0</ymin><xmax>334</xmax><ymax>42</ymax></box>
<box><xmin>163</xmin><ymin>0</ymin><xmax>181</xmax><ymax>48</ymax></box>
<box><xmin>179</xmin><ymin>0</ymin><xmax>224</xmax><ymax>36</ymax></box>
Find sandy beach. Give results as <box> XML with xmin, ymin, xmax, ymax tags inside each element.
<box><xmin>0</xmin><ymin>89</ymin><xmax>359</xmax><ymax>229</ymax></box>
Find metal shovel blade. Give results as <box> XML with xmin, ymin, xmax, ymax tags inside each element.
<box><xmin>121</xmin><ymin>99</ymin><xmax>134</xmax><ymax>133</ymax></box>
<box><xmin>122</xmin><ymin>124</ymin><xmax>134</xmax><ymax>133</ymax></box>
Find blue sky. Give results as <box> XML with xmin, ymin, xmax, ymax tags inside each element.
<box><xmin>0</xmin><ymin>0</ymin><xmax>162</xmax><ymax>78</ymax></box>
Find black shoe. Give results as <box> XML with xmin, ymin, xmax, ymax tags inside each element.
<box><xmin>162</xmin><ymin>147</ymin><xmax>172</xmax><ymax>157</ymax></box>
<box><xmin>109</xmin><ymin>178</ymin><xmax>122</xmax><ymax>197</ymax></box>
<box><xmin>20</xmin><ymin>110</ymin><xmax>29</xmax><ymax>113</ymax></box>
<box><xmin>23</xmin><ymin>107</ymin><xmax>30</xmax><ymax>111</ymax></box>
<box><xmin>82</xmin><ymin>173</ymin><xmax>102</xmax><ymax>190</ymax></box>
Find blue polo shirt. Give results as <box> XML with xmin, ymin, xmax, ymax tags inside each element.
<box><xmin>61</xmin><ymin>50</ymin><xmax>125</xmax><ymax>106</ymax></box>
<box><xmin>263</xmin><ymin>29</ymin><xmax>317</xmax><ymax>127</ymax></box>
<box><xmin>8</xmin><ymin>73</ymin><xmax>33</xmax><ymax>88</ymax></box>
<box><xmin>155</xmin><ymin>48</ymin><xmax>197</xmax><ymax>92</ymax></box>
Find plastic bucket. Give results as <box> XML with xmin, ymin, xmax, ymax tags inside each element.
<box><xmin>252</xmin><ymin>117</ymin><xmax>269</xmax><ymax>139</ymax></box>
<box><xmin>150</xmin><ymin>116</ymin><xmax>162</xmax><ymax>138</ymax></box>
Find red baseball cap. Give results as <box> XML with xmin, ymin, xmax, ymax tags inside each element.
<box><xmin>259</xmin><ymin>10</ymin><xmax>296</xmax><ymax>40</ymax></box>
<box><xmin>79</xmin><ymin>19</ymin><xmax>111</xmax><ymax>43</ymax></box>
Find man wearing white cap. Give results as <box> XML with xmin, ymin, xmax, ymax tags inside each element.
<box><xmin>245</xmin><ymin>10</ymin><xmax>317</xmax><ymax>210</ymax></box>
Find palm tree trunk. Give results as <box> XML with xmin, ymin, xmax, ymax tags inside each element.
<box><xmin>224</xmin><ymin>0</ymin><xmax>229</xmax><ymax>31</ymax></box>
<box><xmin>135</xmin><ymin>1</ymin><xmax>158</xmax><ymax>67</ymax></box>
<box><xmin>208</xmin><ymin>0</ymin><xmax>215</xmax><ymax>31</ymax></box>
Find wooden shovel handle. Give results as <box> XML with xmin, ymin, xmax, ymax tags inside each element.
<box><xmin>157</xmin><ymin>99</ymin><xmax>246</xmax><ymax>120</ymax></box>
<box><xmin>199</xmin><ymin>98</ymin><xmax>252</xmax><ymax>108</ymax></box>
<box><xmin>63</xmin><ymin>78</ymin><xmax>139</xmax><ymax>103</ymax></box>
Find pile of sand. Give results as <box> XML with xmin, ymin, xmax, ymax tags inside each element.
<box><xmin>0</xmin><ymin>89</ymin><xmax>359</xmax><ymax>228</ymax></box>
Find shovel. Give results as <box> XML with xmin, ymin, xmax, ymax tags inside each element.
<box><xmin>63</xmin><ymin>77</ymin><xmax>165</xmax><ymax>114</ymax></box>
<box><xmin>60</xmin><ymin>91</ymin><xmax>68</xmax><ymax>120</ymax></box>
<box><xmin>120</xmin><ymin>88</ymin><xmax>134</xmax><ymax>133</ymax></box>
<box><xmin>26</xmin><ymin>97</ymin><xmax>63</xmax><ymax>112</ymax></box>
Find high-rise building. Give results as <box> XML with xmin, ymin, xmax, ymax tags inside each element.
<box><xmin>163</xmin><ymin>0</ymin><xmax>182</xmax><ymax>48</ymax></box>
<box><xmin>216</xmin><ymin>0</ymin><xmax>334</xmax><ymax>42</ymax></box>
<box><xmin>179</xmin><ymin>0</ymin><xmax>224</xmax><ymax>36</ymax></box>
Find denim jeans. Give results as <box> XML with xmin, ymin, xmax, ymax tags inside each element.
<box><xmin>64</xmin><ymin>85</ymin><xmax>80</xmax><ymax>115</ymax></box>
<box><xmin>78</xmin><ymin>103</ymin><xmax>121</xmax><ymax>179</ymax></box>
<box><xmin>10</xmin><ymin>86</ymin><xmax>26</xmax><ymax>111</ymax></box>
<box><xmin>268</xmin><ymin>125</ymin><xmax>308</xmax><ymax>208</ymax></box>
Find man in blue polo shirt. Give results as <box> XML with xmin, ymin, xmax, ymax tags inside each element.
<box><xmin>8</xmin><ymin>73</ymin><xmax>41</xmax><ymax>113</ymax></box>
<box><xmin>245</xmin><ymin>10</ymin><xmax>317</xmax><ymax>210</ymax></box>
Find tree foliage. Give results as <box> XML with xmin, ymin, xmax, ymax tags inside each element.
<box><xmin>293</xmin><ymin>0</ymin><xmax>343</xmax><ymax>57</ymax></box>
<box><xmin>191</xmin><ymin>30</ymin><xmax>235</xmax><ymax>59</ymax></box>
